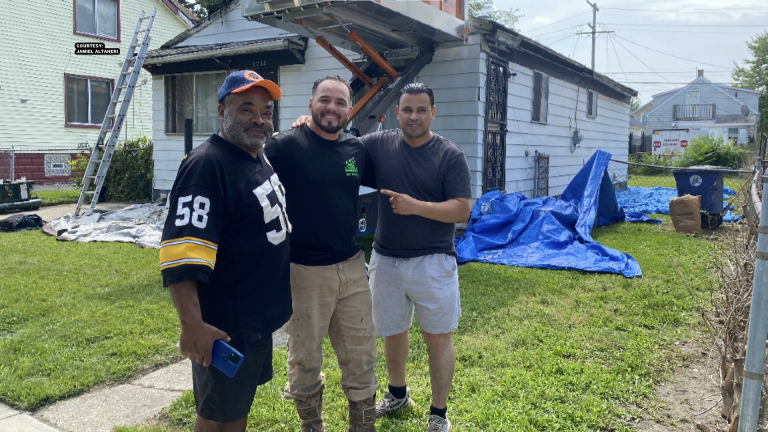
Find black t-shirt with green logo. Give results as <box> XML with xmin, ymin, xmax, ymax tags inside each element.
<box><xmin>265</xmin><ymin>124</ymin><xmax>374</xmax><ymax>266</ymax></box>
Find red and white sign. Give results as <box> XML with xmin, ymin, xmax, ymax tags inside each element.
<box><xmin>651</xmin><ymin>129</ymin><xmax>704</xmax><ymax>156</ymax></box>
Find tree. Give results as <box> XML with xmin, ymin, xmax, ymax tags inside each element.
<box><xmin>733</xmin><ymin>31</ymin><xmax>768</xmax><ymax>137</ymax></box>
<box><xmin>179</xmin><ymin>0</ymin><xmax>226</xmax><ymax>21</ymax></box>
<box><xmin>631</xmin><ymin>97</ymin><xmax>641</xmax><ymax>112</ymax></box>
<box><xmin>469</xmin><ymin>0</ymin><xmax>522</xmax><ymax>30</ymax></box>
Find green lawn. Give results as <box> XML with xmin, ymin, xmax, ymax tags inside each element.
<box><xmin>0</xmin><ymin>231</ymin><xmax>179</xmax><ymax>409</ymax></box>
<box><xmin>35</xmin><ymin>189</ymin><xmax>81</xmax><ymax>206</ymax></box>
<box><xmin>115</xmin><ymin>222</ymin><xmax>715</xmax><ymax>432</ymax></box>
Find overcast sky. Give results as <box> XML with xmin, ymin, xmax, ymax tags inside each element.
<box><xmin>494</xmin><ymin>0</ymin><xmax>768</xmax><ymax>105</ymax></box>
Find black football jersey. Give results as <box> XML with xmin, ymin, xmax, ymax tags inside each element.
<box><xmin>159</xmin><ymin>134</ymin><xmax>292</xmax><ymax>343</ymax></box>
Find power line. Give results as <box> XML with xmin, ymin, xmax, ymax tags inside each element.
<box><xmin>523</xmin><ymin>11</ymin><xmax>591</xmax><ymax>34</ymax></box>
<box><xmin>613</xmin><ymin>28</ymin><xmax>761</xmax><ymax>34</ymax></box>
<box><xmin>547</xmin><ymin>34</ymin><xmax>579</xmax><ymax>46</ymax></box>
<box><xmin>608</xmin><ymin>35</ymin><xmax>630</xmax><ymax>87</ymax></box>
<box><xmin>613</xmin><ymin>35</ymin><xmax>733</xmax><ymax>69</ymax></box>
<box><xmin>602</xmin><ymin>6</ymin><xmax>768</xmax><ymax>12</ymax></box>
<box><xmin>571</xmin><ymin>34</ymin><xmax>581</xmax><ymax>59</ymax></box>
<box><xmin>611</xmin><ymin>36</ymin><xmax>674</xmax><ymax>84</ymax></box>
<box><xmin>605</xmin><ymin>23</ymin><xmax>768</xmax><ymax>28</ymax></box>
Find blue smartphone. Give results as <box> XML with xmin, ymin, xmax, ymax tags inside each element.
<box><xmin>211</xmin><ymin>339</ymin><xmax>244</xmax><ymax>378</ymax></box>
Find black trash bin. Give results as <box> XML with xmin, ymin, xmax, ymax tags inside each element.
<box><xmin>672</xmin><ymin>166</ymin><xmax>725</xmax><ymax>230</ymax></box>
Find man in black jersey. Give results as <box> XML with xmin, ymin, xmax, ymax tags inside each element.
<box><xmin>266</xmin><ymin>76</ymin><xmax>377</xmax><ymax>432</ymax></box>
<box><xmin>160</xmin><ymin>70</ymin><xmax>291</xmax><ymax>432</ymax></box>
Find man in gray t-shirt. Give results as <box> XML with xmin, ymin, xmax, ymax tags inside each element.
<box><xmin>363</xmin><ymin>83</ymin><xmax>471</xmax><ymax>432</ymax></box>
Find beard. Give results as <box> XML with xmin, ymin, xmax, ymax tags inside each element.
<box><xmin>222</xmin><ymin>114</ymin><xmax>273</xmax><ymax>153</ymax></box>
<box><xmin>311</xmin><ymin>109</ymin><xmax>347</xmax><ymax>135</ymax></box>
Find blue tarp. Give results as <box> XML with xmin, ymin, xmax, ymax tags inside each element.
<box><xmin>456</xmin><ymin>150</ymin><xmax>642</xmax><ymax>278</ymax></box>
<box><xmin>615</xmin><ymin>186</ymin><xmax>740</xmax><ymax>221</ymax></box>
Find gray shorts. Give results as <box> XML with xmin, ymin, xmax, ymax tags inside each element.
<box><xmin>369</xmin><ymin>250</ymin><xmax>461</xmax><ymax>336</ymax></box>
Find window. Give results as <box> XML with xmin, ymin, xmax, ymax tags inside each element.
<box><xmin>75</xmin><ymin>0</ymin><xmax>119</xmax><ymax>41</ymax></box>
<box><xmin>586</xmin><ymin>90</ymin><xmax>598</xmax><ymax>118</ymax></box>
<box><xmin>165</xmin><ymin>72</ymin><xmax>227</xmax><ymax>134</ymax></box>
<box><xmin>641</xmin><ymin>113</ymin><xmax>647</xmax><ymax>125</ymax></box>
<box><xmin>65</xmin><ymin>74</ymin><xmax>114</xmax><ymax>127</ymax></box>
<box><xmin>728</xmin><ymin>128</ymin><xmax>739</xmax><ymax>144</ymax></box>
<box><xmin>531</xmin><ymin>71</ymin><xmax>549</xmax><ymax>123</ymax></box>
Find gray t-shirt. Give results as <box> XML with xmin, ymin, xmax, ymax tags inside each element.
<box><xmin>362</xmin><ymin>129</ymin><xmax>471</xmax><ymax>258</ymax></box>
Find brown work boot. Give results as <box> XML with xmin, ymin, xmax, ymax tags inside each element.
<box><xmin>348</xmin><ymin>395</ymin><xmax>377</xmax><ymax>432</ymax></box>
<box><xmin>294</xmin><ymin>386</ymin><xmax>324</xmax><ymax>432</ymax></box>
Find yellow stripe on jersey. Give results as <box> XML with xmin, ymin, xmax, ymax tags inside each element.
<box><xmin>161</xmin><ymin>236</ymin><xmax>218</xmax><ymax>248</ymax></box>
<box><xmin>159</xmin><ymin>238</ymin><xmax>218</xmax><ymax>271</ymax></box>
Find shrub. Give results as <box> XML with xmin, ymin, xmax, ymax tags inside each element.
<box><xmin>677</xmin><ymin>133</ymin><xmax>747</xmax><ymax>169</ymax></box>
<box><xmin>69</xmin><ymin>137</ymin><xmax>154</xmax><ymax>202</ymax></box>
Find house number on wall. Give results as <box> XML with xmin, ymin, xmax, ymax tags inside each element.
<box><xmin>252</xmin><ymin>60</ymin><xmax>267</xmax><ymax>68</ymax></box>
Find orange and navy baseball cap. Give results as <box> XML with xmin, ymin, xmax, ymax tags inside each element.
<box><xmin>218</xmin><ymin>70</ymin><xmax>281</xmax><ymax>103</ymax></box>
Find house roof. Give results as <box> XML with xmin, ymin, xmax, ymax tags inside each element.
<box><xmin>630</xmin><ymin>116</ymin><xmax>644</xmax><ymax>127</ymax></box>
<box><xmin>159</xmin><ymin>0</ymin><xmax>199</xmax><ymax>26</ymax></box>
<box><xmin>646</xmin><ymin>76</ymin><xmax>759</xmax><ymax>119</ymax></box>
<box><xmin>160</xmin><ymin>0</ymin><xmax>242</xmax><ymax>49</ymax></box>
<box><xmin>144</xmin><ymin>36</ymin><xmax>302</xmax><ymax>64</ymax></box>
<box><xmin>470</xmin><ymin>17</ymin><xmax>637</xmax><ymax>101</ymax></box>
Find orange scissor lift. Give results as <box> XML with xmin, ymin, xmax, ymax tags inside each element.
<box><xmin>242</xmin><ymin>0</ymin><xmax>469</xmax><ymax>136</ymax></box>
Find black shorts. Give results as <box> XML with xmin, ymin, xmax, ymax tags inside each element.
<box><xmin>192</xmin><ymin>333</ymin><xmax>273</xmax><ymax>423</ymax></box>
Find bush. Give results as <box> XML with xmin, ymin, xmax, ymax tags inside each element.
<box><xmin>677</xmin><ymin>133</ymin><xmax>747</xmax><ymax>169</ymax></box>
<box><xmin>69</xmin><ymin>137</ymin><xmax>154</xmax><ymax>202</ymax></box>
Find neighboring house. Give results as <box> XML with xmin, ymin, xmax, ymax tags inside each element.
<box><xmin>632</xmin><ymin>100</ymin><xmax>653</xmax><ymax>125</ymax></box>
<box><xmin>145</xmin><ymin>0</ymin><xmax>636</xmax><ymax>201</ymax></box>
<box><xmin>0</xmin><ymin>0</ymin><xmax>195</xmax><ymax>183</ymax></box>
<box><xmin>644</xmin><ymin>70</ymin><xmax>761</xmax><ymax>145</ymax></box>
<box><xmin>630</xmin><ymin>116</ymin><xmax>646</xmax><ymax>136</ymax></box>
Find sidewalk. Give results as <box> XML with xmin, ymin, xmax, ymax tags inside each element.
<box><xmin>0</xmin><ymin>330</ymin><xmax>288</xmax><ymax>432</ymax></box>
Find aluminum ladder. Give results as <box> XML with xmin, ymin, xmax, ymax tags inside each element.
<box><xmin>75</xmin><ymin>9</ymin><xmax>156</xmax><ymax>216</ymax></box>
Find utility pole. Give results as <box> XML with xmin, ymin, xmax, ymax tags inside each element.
<box><xmin>576</xmin><ymin>1</ymin><xmax>614</xmax><ymax>72</ymax></box>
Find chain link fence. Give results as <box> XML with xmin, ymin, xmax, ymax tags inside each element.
<box><xmin>607</xmin><ymin>159</ymin><xmax>755</xmax><ymax>227</ymax></box>
<box><xmin>0</xmin><ymin>147</ymin><xmax>90</xmax><ymax>207</ymax></box>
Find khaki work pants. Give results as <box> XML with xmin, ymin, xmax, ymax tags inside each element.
<box><xmin>283</xmin><ymin>250</ymin><xmax>378</xmax><ymax>403</ymax></box>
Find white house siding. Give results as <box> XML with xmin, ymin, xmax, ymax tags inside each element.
<box><xmin>0</xmin><ymin>0</ymin><xmax>190</xmax><ymax>150</ymax></box>
<box><xmin>505</xmin><ymin>64</ymin><xmax>631</xmax><ymax>197</ymax></box>
<box><xmin>152</xmin><ymin>40</ymin><xmax>360</xmax><ymax>193</ymax></box>
<box><xmin>174</xmin><ymin>4</ymin><xmax>291</xmax><ymax>47</ymax></box>
<box><xmin>646</xmin><ymin>79</ymin><xmax>759</xmax><ymax>133</ymax></box>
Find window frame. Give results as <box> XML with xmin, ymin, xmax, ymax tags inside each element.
<box><xmin>165</xmin><ymin>71</ymin><xmax>224</xmax><ymax>136</ymax></box>
<box><xmin>531</xmin><ymin>70</ymin><xmax>549</xmax><ymax>124</ymax></box>
<box><xmin>64</xmin><ymin>73</ymin><xmax>115</xmax><ymax>129</ymax></box>
<box><xmin>586</xmin><ymin>90</ymin><xmax>598</xmax><ymax>118</ymax></box>
<box><xmin>73</xmin><ymin>0</ymin><xmax>121</xmax><ymax>42</ymax></box>
<box><xmin>165</xmin><ymin>70</ymin><xmax>280</xmax><ymax>135</ymax></box>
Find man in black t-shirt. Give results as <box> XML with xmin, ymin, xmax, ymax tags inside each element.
<box><xmin>364</xmin><ymin>84</ymin><xmax>471</xmax><ymax>432</ymax></box>
<box><xmin>265</xmin><ymin>76</ymin><xmax>377</xmax><ymax>432</ymax></box>
<box><xmin>160</xmin><ymin>71</ymin><xmax>291</xmax><ymax>432</ymax></box>
<box><xmin>293</xmin><ymin>83</ymin><xmax>471</xmax><ymax>431</ymax></box>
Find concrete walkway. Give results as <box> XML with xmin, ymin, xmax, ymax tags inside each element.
<box><xmin>1</xmin><ymin>330</ymin><xmax>288</xmax><ymax>432</ymax></box>
<box><xmin>2</xmin><ymin>202</ymin><xmax>290</xmax><ymax>431</ymax></box>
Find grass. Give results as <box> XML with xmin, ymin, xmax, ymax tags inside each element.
<box><xmin>34</xmin><ymin>189</ymin><xmax>81</xmax><ymax>206</ymax></box>
<box><xmin>0</xmin><ymin>231</ymin><xmax>180</xmax><ymax>409</ymax></box>
<box><xmin>119</xmin><ymin>223</ymin><xmax>717</xmax><ymax>432</ymax></box>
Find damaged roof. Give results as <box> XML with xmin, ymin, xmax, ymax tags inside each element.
<box><xmin>145</xmin><ymin>36</ymin><xmax>301</xmax><ymax>64</ymax></box>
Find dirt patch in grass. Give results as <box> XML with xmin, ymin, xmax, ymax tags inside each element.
<box><xmin>628</xmin><ymin>339</ymin><xmax>728</xmax><ymax>431</ymax></box>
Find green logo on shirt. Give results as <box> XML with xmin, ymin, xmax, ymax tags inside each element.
<box><xmin>345</xmin><ymin>158</ymin><xmax>359</xmax><ymax>176</ymax></box>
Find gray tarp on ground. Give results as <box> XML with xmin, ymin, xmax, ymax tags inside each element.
<box><xmin>42</xmin><ymin>204</ymin><xmax>167</xmax><ymax>249</ymax></box>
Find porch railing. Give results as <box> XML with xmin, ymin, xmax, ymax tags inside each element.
<box><xmin>673</xmin><ymin>103</ymin><xmax>716</xmax><ymax>121</ymax></box>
